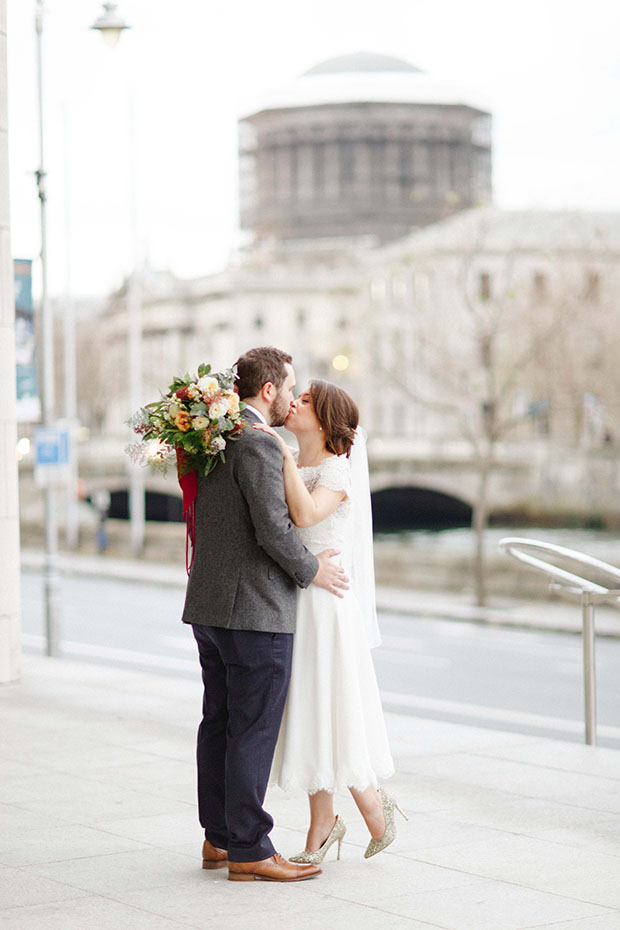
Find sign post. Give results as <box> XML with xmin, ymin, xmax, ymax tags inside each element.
<box><xmin>34</xmin><ymin>424</ymin><xmax>69</xmax><ymax>655</ymax></box>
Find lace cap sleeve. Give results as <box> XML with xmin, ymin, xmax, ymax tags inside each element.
<box><xmin>316</xmin><ymin>455</ymin><xmax>352</xmax><ymax>498</ymax></box>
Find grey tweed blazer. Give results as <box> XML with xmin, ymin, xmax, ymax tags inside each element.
<box><xmin>181</xmin><ymin>409</ymin><xmax>319</xmax><ymax>634</ymax></box>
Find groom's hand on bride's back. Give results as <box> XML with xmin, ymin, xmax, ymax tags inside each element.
<box><xmin>313</xmin><ymin>550</ymin><xmax>349</xmax><ymax>598</ymax></box>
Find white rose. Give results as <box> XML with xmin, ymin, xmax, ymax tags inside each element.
<box><xmin>211</xmin><ymin>435</ymin><xmax>226</xmax><ymax>452</ymax></box>
<box><xmin>165</xmin><ymin>403</ymin><xmax>180</xmax><ymax>423</ymax></box>
<box><xmin>209</xmin><ymin>399</ymin><xmax>229</xmax><ymax>420</ymax></box>
<box><xmin>192</xmin><ymin>416</ymin><xmax>210</xmax><ymax>430</ymax></box>
<box><xmin>198</xmin><ymin>376</ymin><xmax>219</xmax><ymax>396</ymax></box>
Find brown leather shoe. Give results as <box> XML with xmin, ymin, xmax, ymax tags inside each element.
<box><xmin>202</xmin><ymin>839</ymin><xmax>228</xmax><ymax>870</ymax></box>
<box><xmin>228</xmin><ymin>852</ymin><xmax>321</xmax><ymax>882</ymax></box>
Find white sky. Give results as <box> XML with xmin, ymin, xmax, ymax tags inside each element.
<box><xmin>6</xmin><ymin>0</ymin><xmax>620</xmax><ymax>298</ymax></box>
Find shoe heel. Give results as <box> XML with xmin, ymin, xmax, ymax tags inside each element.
<box><xmin>228</xmin><ymin>872</ymin><xmax>255</xmax><ymax>882</ymax></box>
<box><xmin>203</xmin><ymin>860</ymin><xmax>228</xmax><ymax>870</ymax></box>
<box><xmin>336</xmin><ymin>836</ymin><xmax>342</xmax><ymax>861</ymax></box>
<box><xmin>394</xmin><ymin>802</ymin><xmax>408</xmax><ymax>822</ymax></box>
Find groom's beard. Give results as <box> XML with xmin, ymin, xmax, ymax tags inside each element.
<box><xmin>269</xmin><ymin>393</ymin><xmax>290</xmax><ymax>428</ymax></box>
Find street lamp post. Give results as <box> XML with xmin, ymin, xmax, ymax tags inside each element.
<box><xmin>34</xmin><ymin>1</ymin><xmax>132</xmax><ymax>657</ymax></box>
<box><xmin>91</xmin><ymin>2</ymin><xmax>145</xmax><ymax>557</ymax></box>
<box><xmin>35</xmin><ymin>0</ymin><xmax>61</xmax><ymax>656</ymax></box>
<box><xmin>62</xmin><ymin>105</ymin><xmax>79</xmax><ymax>550</ymax></box>
<box><xmin>61</xmin><ymin>6</ymin><xmax>131</xmax><ymax>556</ymax></box>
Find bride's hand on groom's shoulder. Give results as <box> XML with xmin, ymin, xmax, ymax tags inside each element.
<box><xmin>252</xmin><ymin>423</ymin><xmax>292</xmax><ymax>458</ymax></box>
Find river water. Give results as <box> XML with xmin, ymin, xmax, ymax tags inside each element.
<box><xmin>373</xmin><ymin>525</ymin><xmax>620</xmax><ymax>595</ymax></box>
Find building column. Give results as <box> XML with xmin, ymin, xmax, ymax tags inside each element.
<box><xmin>296</xmin><ymin>142</ymin><xmax>314</xmax><ymax>201</ymax></box>
<box><xmin>0</xmin><ymin>0</ymin><xmax>21</xmax><ymax>682</ymax></box>
<box><xmin>324</xmin><ymin>141</ymin><xmax>340</xmax><ymax>200</ymax></box>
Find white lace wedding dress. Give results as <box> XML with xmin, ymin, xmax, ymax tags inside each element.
<box><xmin>269</xmin><ymin>454</ymin><xmax>394</xmax><ymax>794</ymax></box>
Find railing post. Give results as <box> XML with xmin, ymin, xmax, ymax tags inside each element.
<box><xmin>499</xmin><ymin>538</ymin><xmax>616</xmax><ymax>749</ymax></box>
<box><xmin>581</xmin><ymin>592</ymin><xmax>597</xmax><ymax>747</ymax></box>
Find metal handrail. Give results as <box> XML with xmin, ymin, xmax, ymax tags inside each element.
<box><xmin>499</xmin><ymin>536</ymin><xmax>620</xmax><ymax>747</ymax></box>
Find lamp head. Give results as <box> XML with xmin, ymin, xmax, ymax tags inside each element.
<box><xmin>90</xmin><ymin>2</ymin><xmax>130</xmax><ymax>48</ymax></box>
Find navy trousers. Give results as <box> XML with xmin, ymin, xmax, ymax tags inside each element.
<box><xmin>192</xmin><ymin>624</ymin><xmax>293</xmax><ymax>863</ymax></box>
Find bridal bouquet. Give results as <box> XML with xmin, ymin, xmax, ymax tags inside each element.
<box><xmin>126</xmin><ymin>364</ymin><xmax>246</xmax><ymax>478</ymax></box>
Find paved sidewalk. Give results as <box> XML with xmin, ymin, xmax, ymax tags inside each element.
<box><xmin>2</xmin><ymin>655</ymin><xmax>620</xmax><ymax>929</ymax></box>
<box><xmin>21</xmin><ymin>547</ymin><xmax>620</xmax><ymax>636</ymax></box>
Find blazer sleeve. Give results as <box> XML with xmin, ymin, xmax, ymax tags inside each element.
<box><xmin>234</xmin><ymin>433</ymin><xmax>319</xmax><ymax>588</ymax></box>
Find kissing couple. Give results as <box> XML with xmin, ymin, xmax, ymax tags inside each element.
<box><xmin>181</xmin><ymin>346</ymin><xmax>404</xmax><ymax>882</ymax></box>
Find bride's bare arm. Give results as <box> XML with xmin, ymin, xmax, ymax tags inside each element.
<box><xmin>253</xmin><ymin>425</ymin><xmax>345</xmax><ymax>528</ymax></box>
<box><xmin>281</xmin><ymin>452</ymin><xmax>345</xmax><ymax>527</ymax></box>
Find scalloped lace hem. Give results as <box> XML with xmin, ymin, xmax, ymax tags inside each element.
<box><xmin>269</xmin><ymin>765</ymin><xmax>395</xmax><ymax>795</ymax></box>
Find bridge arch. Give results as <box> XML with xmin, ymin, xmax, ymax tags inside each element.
<box><xmin>371</xmin><ymin>485</ymin><xmax>473</xmax><ymax>533</ymax></box>
<box><xmin>85</xmin><ymin>476</ymin><xmax>473</xmax><ymax>531</ymax></box>
<box><xmin>81</xmin><ymin>474</ymin><xmax>184</xmax><ymax>523</ymax></box>
<box><xmin>107</xmin><ymin>489</ymin><xmax>184</xmax><ymax>522</ymax></box>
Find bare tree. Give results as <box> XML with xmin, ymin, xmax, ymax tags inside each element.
<box><xmin>380</xmin><ymin>235</ymin><xmax>582</xmax><ymax>605</ymax></box>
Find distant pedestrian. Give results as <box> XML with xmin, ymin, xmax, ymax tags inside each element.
<box><xmin>91</xmin><ymin>488</ymin><xmax>110</xmax><ymax>554</ymax></box>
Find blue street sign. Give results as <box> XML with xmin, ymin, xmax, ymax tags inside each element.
<box><xmin>34</xmin><ymin>425</ymin><xmax>71</xmax><ymax>485</ymax></box>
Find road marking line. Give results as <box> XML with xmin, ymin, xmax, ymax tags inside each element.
<box><xmin>21</xmin><ymin>634</ymin><xmax>196</xmax><ymax>673</ymax></box>
<box><xmin>20</xmin><ymin>633</ymin><xmax>620</xmax><ymax>740</ymax></box>
<box><xmin>378</xmin><ymin>650</ymin><xmax>451</xmax><ymax>669</ymax></box>
<box><xmin>380</xmin><ymin>690</ymin><xmax>620</xmax><ymax>739</ymax></box>
<box><xmin>159</xmin><ymin>635</ymin><xmax>197</xmax><ymax>652</ymax></box>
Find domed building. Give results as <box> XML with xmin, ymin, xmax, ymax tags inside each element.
<box><xmin>239</xmin><ymin>52</ymin><xmax>492</xmax><ymax>243</ymax></box>
<box><xmin>93</xmin><ymin>52</ymin><xmax>496</xmax><ymax>451</ymax></box>
<box><xmin>82</xmin><ymin>51</ymin><xmax>620</xmax><ymax>544</ymax></box>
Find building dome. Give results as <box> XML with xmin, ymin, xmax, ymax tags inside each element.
<box><xmin>241</xmin><ymin>51</ymin><xmax>488</xmax><ymax>117</ymax></box>
<box><xmin>239</xmin><ymin>52</ymin><xmax>493</xmax><ymax>244</ymax></box>
<box><xmin>303</xmin><ymin>52</ymin><xmax>422</xmax><ymax>76</ymax></box>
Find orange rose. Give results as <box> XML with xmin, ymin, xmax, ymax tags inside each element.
<box><xmin>175</xmin><ymin>411</ymin><xmax>192</xmax><ymax>432</ymax></box>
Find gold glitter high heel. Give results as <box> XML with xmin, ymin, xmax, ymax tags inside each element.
<box><xmin>364</xmin><ymin>788</ymin><xmax>407</xmax><ymax>859</ymax></box>
<box><xmin>289</xmin><ymin>815</ymin><xmax>347</xmax><ymax>864</ymax></box>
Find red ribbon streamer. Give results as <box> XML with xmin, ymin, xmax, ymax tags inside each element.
<box><xmin>176</xmin><ymin>448</ymin><xmax>198</xmax><ymax>575</ymax></box>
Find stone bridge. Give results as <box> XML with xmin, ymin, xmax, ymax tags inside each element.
<box><xmin>368</xmin><ymin>438</ymin><xmax>620</xmax><ymax>530</ymax></box>
<box><xmin>73</xmin><ymin>436</ymin><xmax>620</xmax><ymax>530</ymax></box>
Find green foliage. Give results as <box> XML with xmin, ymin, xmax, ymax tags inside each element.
<box><xmin>216</xmin><ymin>366</ymin><xmax>237</xmax><ymax>392</ymax></box>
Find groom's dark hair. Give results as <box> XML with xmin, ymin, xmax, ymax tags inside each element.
<box><xmin>235</xmin><ymin>346</ymin><xmax>292</xmax><ymax>400</ymax></box>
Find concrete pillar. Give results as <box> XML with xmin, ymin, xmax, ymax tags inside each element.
<box><xmin>0</xmin><ymin>0</ymin><xmax>21</xmax><ymax>682</ymax></box>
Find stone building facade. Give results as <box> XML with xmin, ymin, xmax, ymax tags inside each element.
<box><xmin>364</xmin><ymin>208</ymin><xmax>620</xmax><ymax>447</ymax></box>
<box><xmin>95</xmin><ymin>238</ymin><xmax>373</xmax><ymax>437</ymax></box>
<box><xmin>93</xmin><ymin>208</ymin><xmax>620</xmax><ymax>454</ymax></box>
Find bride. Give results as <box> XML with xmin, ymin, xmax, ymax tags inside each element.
<box><xmin>254</xmin><ymin>379</ymin><xmax>405</xmax><ymax>863</ymax></box>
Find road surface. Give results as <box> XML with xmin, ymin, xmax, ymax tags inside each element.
<box><xmin>20</xmin><ymin>571</ymin><xmax>620</xmax><ymax>748</ymax></box>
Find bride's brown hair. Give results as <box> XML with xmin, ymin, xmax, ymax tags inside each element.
<box><xmin>309</xmin><ymin>380</ymin><xmax>359</xmax><ymax>457</ymax></box>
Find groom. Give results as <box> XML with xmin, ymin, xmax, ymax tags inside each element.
<box><xmin>182</xmin><ymin>346</ymin><xmax>348</xmax><ymax>882</ymax></box>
